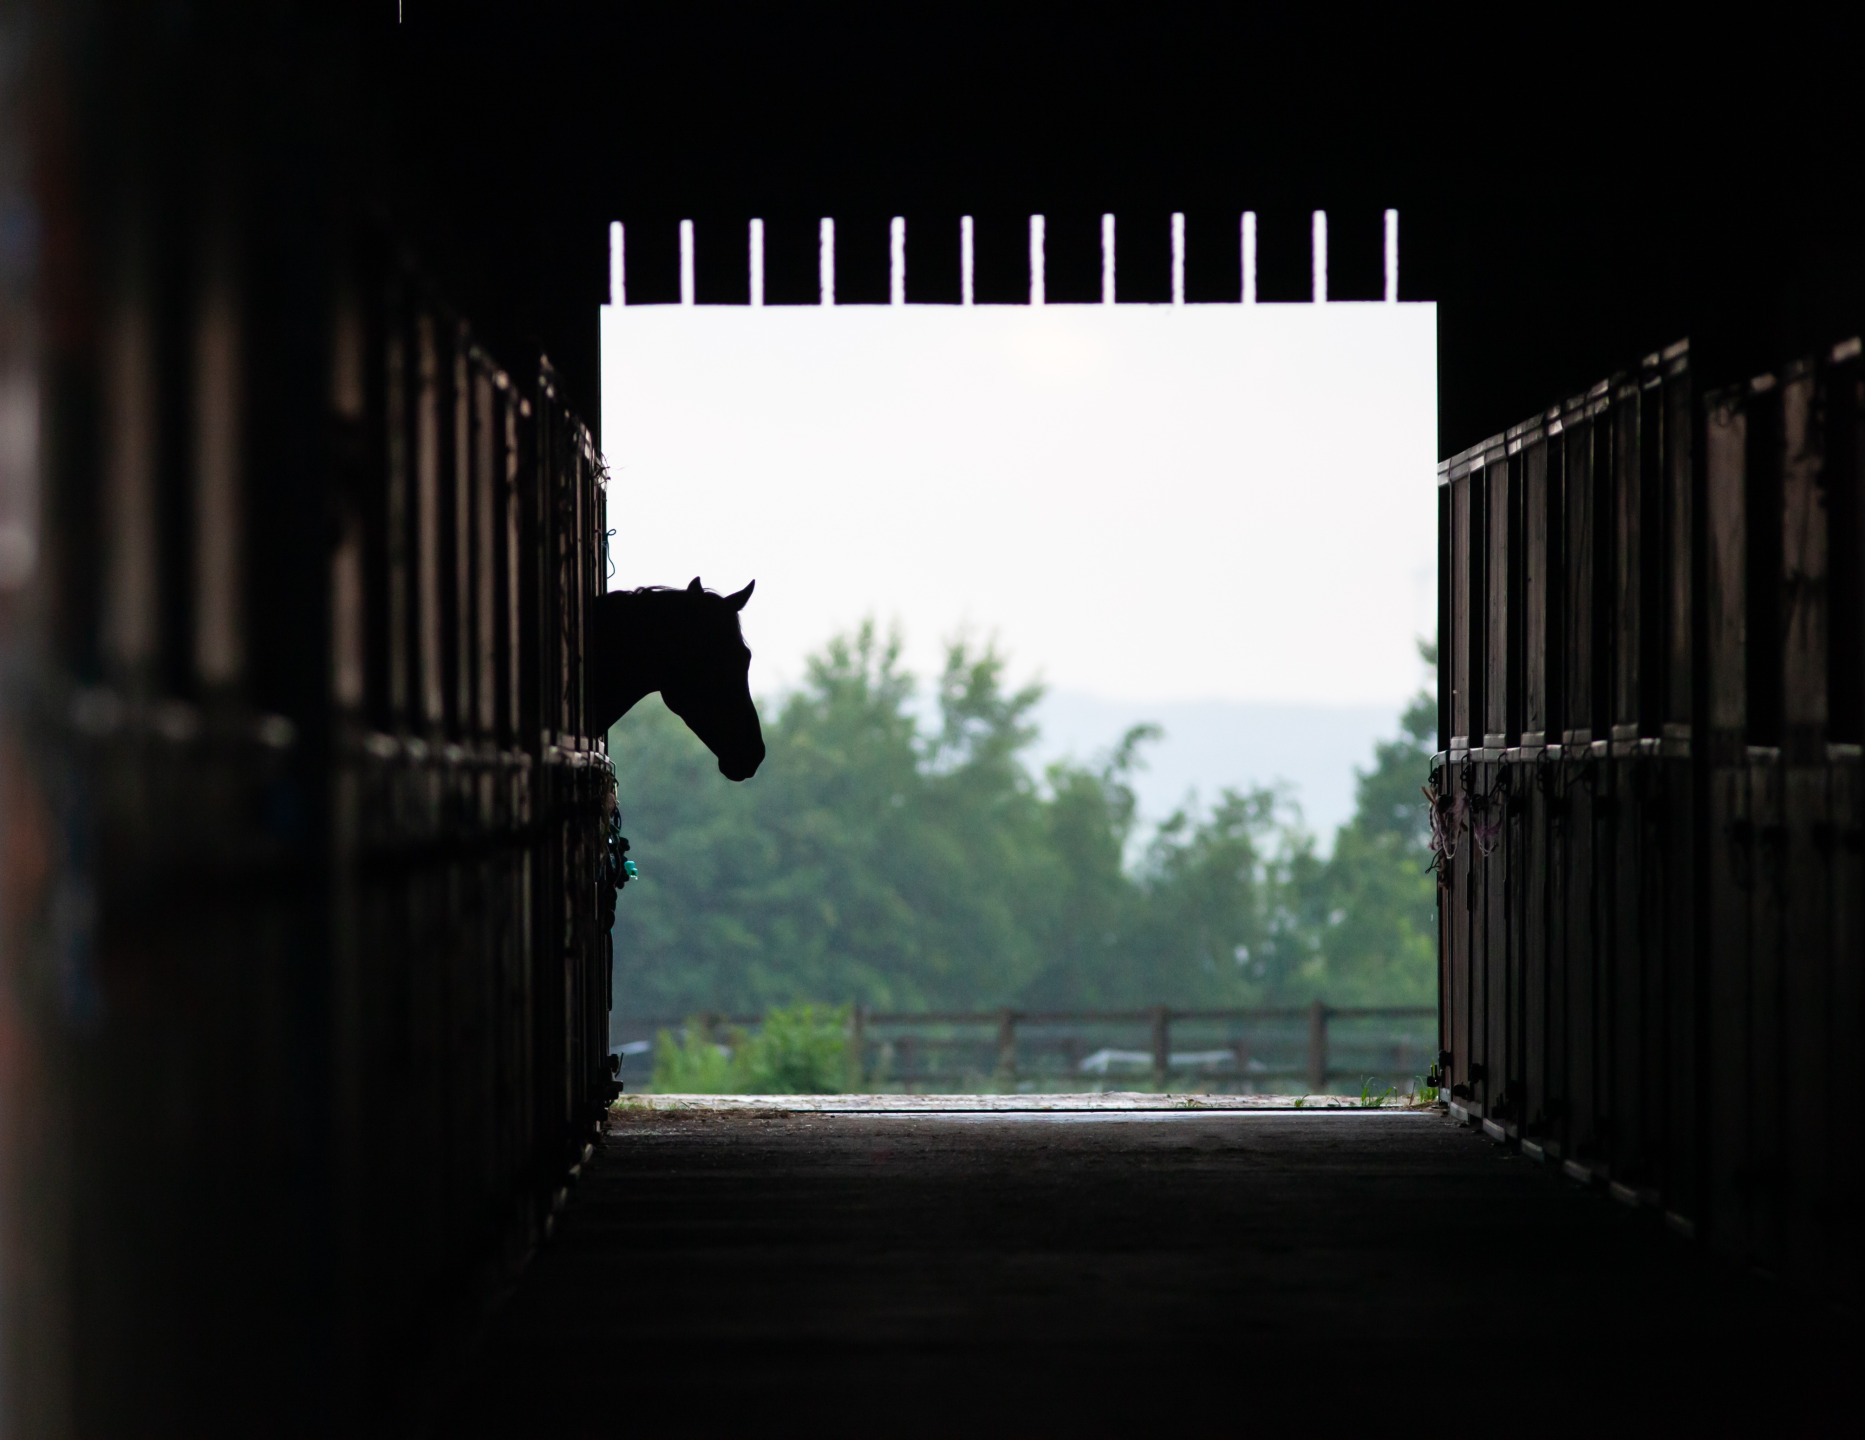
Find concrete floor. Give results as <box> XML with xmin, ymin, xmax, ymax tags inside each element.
<box><xmin>436</xmin><ymin>1103</ymin><xmax>1856</xmax><ymax>1435</ymax></box>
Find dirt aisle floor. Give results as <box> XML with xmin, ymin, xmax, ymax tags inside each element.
<box><xmin>434</xmin><ymin>1106</ymin><xmax>1855</xmax><ymax>1435</ymax></box>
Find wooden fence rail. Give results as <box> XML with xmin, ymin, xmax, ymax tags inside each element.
<box><xmin>617</xmin><ymin>1002</ymin><xmax>1438</xmax><ymax>1093</ymax></box>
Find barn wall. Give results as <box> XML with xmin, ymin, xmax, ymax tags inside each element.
<box><xmin>0</xmin><ymin>6</ymin><xmax>617</xmax><ymax>1430</ymax></box>
<box><xmin>1435</xmin><ymin>336</ymin><xmax>1863</xmax><ymax>1301</ymax></box>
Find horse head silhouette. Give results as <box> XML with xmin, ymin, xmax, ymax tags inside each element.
<box><xmin>589</xmin><ymin>578</ymin><xmax>766</xmax><ymax>781</ymax></box>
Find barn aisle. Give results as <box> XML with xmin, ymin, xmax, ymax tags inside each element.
<box><xmin>433</xmin><ymin>1102</ymin><xmax>1854</xmax><ymax>1434</ymax></box>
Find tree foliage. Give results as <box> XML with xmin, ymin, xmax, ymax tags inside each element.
<box><xmin>611</xmin><ymin>624</ymin><xmax>1437</xmax><ymax>1017</ymax></box>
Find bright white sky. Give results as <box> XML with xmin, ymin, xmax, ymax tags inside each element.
<box><xmin>600</xmin><ymin>301</ymin><xmax>1436</xmax><ymax>710</ymax></box>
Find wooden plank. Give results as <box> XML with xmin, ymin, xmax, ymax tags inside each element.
<box><xmin>415</xmin><ymin>310</ymin><xmax>446</xmax><ymax>731</ymax></box>
<box><xmin>450</xmin><ymin>325</ymin><xmax>473</xmax><ymax>736</ymax></box>
<box><xmin>1705</xmin><ymin>763</ymin><xmax>1752</xmax><ymax>1256</ymax></box>
<box><xmin>1782</xmin><ymin>762</ymin><xmax>1830</xmax><ymax>1290</ymax></box>
<box><xmin>1775</xmin><ymin>362</ymin><xmax>1830</xmax><ymax>1291</ymax></box>
<box><xmin>1704</xmin><ymin>390</ymin><xmax>1749</xmax><ymax>741</ymax></box>
<box><xmin>1448</xmin><ymin>760</ymin><xmax>1473</xmax><ymax>1100</ymax></box>
<box><xmin>1459</xmin><ymin>449</ymin><xmax>1489</xmax><ymax>1110</ymax></box>
<box><xmin>473</xmin><ymin>364</ymin><xmax>498</xmax><ymax>738</ymax></box>
<box><xmin>1611</xmin><ymin>361</ymin><xmax>1669</xmax><ymax>1191</ymax></box>
<box><xmin>1468</xmin><ymin>757</ymin><xmax>1490</xmax><ymax>1110</ymax></box>
<box><xmin>1469</xmin><ymin>439</ymin><xmax>1509</xmax><ymax>1115</ymax></box>
<box><xmin>1598</xmin><ymin>379</ymin><xmax>1641</xmax><ymax>1186</ymax></box>
<box><xmin>1589</xmin><ymin>744</ymin><xmax>1618</xmax><ymax>1179</ymax></box>
<box><xmin>1494</xmin><ymin>438</ymin><xmax>1523</xmax><ymax>1123</ymax></box>
<box><xmin>1661</xmin><ymin>753</ymin><xmax>1697</xmax><ymax>1223</ymax></box>
<box><xmin>1485</xmin><ymin>442</ymin><xmax>1515</xmax><ymax>746</ymax></box>
<box><xmin>1747</xmin><ymin>755</ymin><xmax>1784</xmax><ymax>1274</ymax></box>
<box><xmin>1563</xmin><ymin>751</ymin><xmax>1598</xmax><ymax>1167</ymax></box>
<box><xmin>1634</xmin><ymin>749</ymin><xmax>1665</xmax><ymax>1199</ymax></box>
<box><xmin>1608</xmin><ymin>750</ymin><xmax>1644</xmax><ymax>1189</ymax></box>
<box><xmin>1602</xmin><ymin>371</ymin><xmax>1645</xmax><ymax>1189</ymax></box>
<box><xmin>1545</xmin><ymin>753</ymin><xmax>1571</xmax><ymax>1152</ymax></box>
<box><xmin>1662</xmin><ymin>342</ymin><xmax>1693</xmax><ymax>735</ymax></box>
<box><xmin>1522</xmin><ymin>756</ymin><xmax>1550</xmax><ymax>1137</ymax></box>
<box><xmin>1515</xmin><ymin>421</ymin><xmax>1553</xmax><ymax>1141</ymax></box>
<box><xmin>1742</xmin><ymin>377</ymin><xmax>1785</xmax><ymax>1272</ymax></box>
<box><xmin>1626</xmin><ymin>371</ymin><xmax>1671</xmax><ymax>1193</ymax></box>
<box><xmin>1438</xmin><ymin>473</ymin><xmax>1453</xmax><ymax>752</ymax></box>
<box><xmin>1638</xmin><ymin>366</ymin><xmax>1667</xmax><ymax>734</ymax></box>
<box><xmin>498</xmin><ymin>383</ymin><xmax>518</xmax><ymax>742</ymax></box>
<box><xmin>1702</xmin><ymin>384</ymin><xmax>1751</xmax><ymax>1257</ymax></box>
<box><xmin>1780</xmin><ymin>362</ymin><xmax>1829</xmax><ymax>754</ymax></box>
<box><xmin>1782</xmin><ymin>363</ymin><xmax>1827</xmax><ymax>753</ymax></box>
<box><xmin>1829</xmin><ymin>756</ymin><xmax>1864</xmax><ymax>1301</ymax></box>
<box><xmin>1828</xmin><ymin>346</ymin><xmax>1862</xmax><ymax>746</ymax></box>
<box><xmin>1588</xmin><ymin>392</ymin><xmax>1617</xmax><ymax>737</ymax></box>
<box><xmin>1544</xmin><ymin>423</ymin><xmax>1568</xmax><ymax>738</ymax></box>
<box><xmin>385</xmin><ymin>286</ymin><xmax>412</xmax><ymax>725</ymax></box>
<box><xmin>1521</xmin><ymin>428</ymin><xmax>1551</xmax><ymax>742</ymax></box>
<box><xmin>1827</xmin><ymin>343</ymin><xmax>1863</xmax><ymax>1300</ymax></box>
<box><xmin>1483</xmin><ymin>758</ymin><xmax>1510</xmax><ymax>1116</ymax></box>
<box><xmin>1505</xmin><ymin>754</ymin><xmax>1531</xmax><ymax>1126</ymax></box>
<box><xmin>1469</xmin><ymin>450</ymin><xmax>1491</xmax><ymax>746</ymax></box>
<box><xmin>1450</xmin><ymin>463</ymin><xmax>1475</xmax><ymax>746</ymax></box>
<box><xmin>1563</xmin><ymin>399</ymin><xmax>1598</xmax><ymax>742</ymax></box>
<box><xmin>1658</xmin><ymin>341</ymin><xmax>1695</xmax><ymax>1223</ymax></box>
<box><xmin>1537</xmin><ymin>420</ymin><xmax>1570</xmax><ymax>1152</ymax></box>
<box><xmin>1553</xmin><ymin>399</ymin><xmax>1598</xmax><ymax>1164</ymax></box>
<box><xmin>1612</xmin><ymin>378</ymin><xmax>1645</xmax><ymax>739</ymax></box>
<box><xmin>1746</xmin><ymin>379</ymin><xmax>1786</xmax><ymax>748</ymax></box>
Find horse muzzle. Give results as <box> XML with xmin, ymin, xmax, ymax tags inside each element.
<box><xmin>718</xmin><ymin>741</ymin><xmax>765</xmax><ymax>782</ymax></box>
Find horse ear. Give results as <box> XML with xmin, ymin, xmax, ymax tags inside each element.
<box><xmin>726</xmin><ymin>580</ymin><xmax>755</xmax><ymax>612</ymax></box>
<box><xmin>687</xmin><ymin>576</ymin><xmax>704</xmax><ymax>594</ymax></box>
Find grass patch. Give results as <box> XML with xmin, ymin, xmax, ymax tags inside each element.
<box><xmin>650</xmin><ymin>1003</ymin><xmax>858</xmax><ymax>1094</ymax></box>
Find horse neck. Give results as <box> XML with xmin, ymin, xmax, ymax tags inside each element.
<box><xmin>608</xmin><ymin>589</ymin><xmax>694</xmax><ymax>699</ymax></box>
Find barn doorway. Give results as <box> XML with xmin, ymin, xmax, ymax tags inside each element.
<box><xmin>600</xmin><ymin>212</ymin><xmax>1439</xmax><ymax>1098</ymax></box>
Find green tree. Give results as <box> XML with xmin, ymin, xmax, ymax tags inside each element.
<box><xmin>610</xmin><ymin>624</ymin><xmax>1440</xmax><ymax>1022</ymax></box>
<box><xmin>613</xmin><ymin>624</ymin><xmax>1063</xmax><ymax>1015</ymax></box>
<box><xmin>1306</xmin><ymin>642</ymin><xmax>1439</xmax><ymax>1004</ymax></box>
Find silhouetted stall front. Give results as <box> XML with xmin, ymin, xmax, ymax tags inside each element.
<box><xmin>1434</xmin><ymin>338</ymin><xmax>1863</xmax><ymax>1300</ymax></box>
<box><xmin>0</xmin><ymin>9</ymin><xmax>616</xmax><ymax>1430</ymax></box>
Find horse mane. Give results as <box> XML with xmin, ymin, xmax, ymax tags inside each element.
<box><xmin>616</xmin><ymin>584</ymin><xmax>729</xmax><ymax>602</ymax></box>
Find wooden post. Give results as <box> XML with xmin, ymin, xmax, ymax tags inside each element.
<box><xmin>1307</xmin><ymin>1001</ymin><xmax>1329</xmax><ymax>1094</ymax></box>
<box><xmin>1150</xmin><ymin>1006</ymin><xmax>1170</xmax><ymax>1088</ymax></box>
<box><xmin>850</xmin><ymin>1005</ymin><xmax>867</xmax><ymax>1089</ymax></box>
<box><xmin>995</xmin><ymin>1007</ymin><xmax>1017</xmax><ymax>1085</ymax></box>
